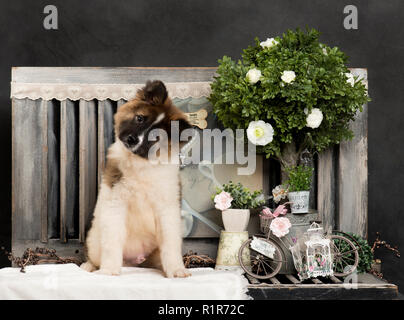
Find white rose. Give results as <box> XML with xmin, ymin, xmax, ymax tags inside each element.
<box><xmin>345</xmin><ymin>72</ymin><xmax>355</xmax><ymax>86</ymax></box>
<box><xmin>246</xmin><ymin>68</ymin><xmax>262</xmax><ymax>84</ymax></box>
<box><xmin>281</xmin><ymin>70</ymin><xmax>296</xmax><ymax>84</ymax></box>
<box><xmin>260</xmin><ymin>37</ymin><xmax>279</xmax><ymax>49</ymax></box>
<box><xmin>247</xmin><ymin>120</ymin><xmax>274</xmax><ymax>146</ymax></box>
<box><xmin>306</xmin><ymin>108</ymin><xmax>323</xmax><ymax>129</ymax></box>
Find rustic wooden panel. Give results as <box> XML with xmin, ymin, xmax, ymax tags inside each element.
<box><xmin>12</xmin><ymin>67</ymin><xmax>217</xmax><ymax>84</ymax></box>
<box><xmin>46</xmin><ymin>100</ymin><xmax>60</xmax><ymax>240</ymax></box>
<box><xmin>97</xmin><ymin>100</ymin><xmax>115</xmax><ymax>186</ymax></box>
<box><xmin>79</xmin><ymin>100</ymin><xmax>97</xmax><ymax>242</ymax></box>
<box><xmin>317</xmin><ymin>147</ymin><xmax>337</xmax><ymax>232</ymax></box>
<box><xmin>248</xmin><ymin>283</ymin><xmax>398</xmax><ymax>300</ymax></box>
<box><xmin>338</xmin><ymin>69</ymin><xmax>368</xmax><ymax>237</ymax></box>
<box><xmin>12</xmin><ymin>99</ymin><xmax>45</xmax><ymax>241</ymax></box>
<box><xmin>60</xmin><ymin>100</ymin><xmax>79</xmax><ymax>242</ymax></box>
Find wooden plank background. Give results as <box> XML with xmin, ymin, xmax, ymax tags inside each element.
<box><xmin>317</xmin><ymin>69</ymin><xmax>368</xmax><ymax>237</ymax></box>
<box><xmin>11</xmin><ymin>67</ymin><xmax>368</xmax><ymax>259</ymax></box>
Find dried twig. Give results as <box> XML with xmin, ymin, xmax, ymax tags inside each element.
<box><xmin>1</xmin><ymin>247</ymin><xmax>82</xmax><ymax>273</ymax></box>
<box><xmin>371</xmin><ymin>232</ymin><xmax>400</xmax><ymax>258</ymax></box>
<box><xmin>182</xmin><ymin>250</ymin><xmax>215</xmax><ymax>268</ymax></box>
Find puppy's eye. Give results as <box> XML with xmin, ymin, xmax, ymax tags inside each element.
<box><xmin>135</xmin><ymin>115</ymin><xmax>145</xmax><ymax>123</ymax></box>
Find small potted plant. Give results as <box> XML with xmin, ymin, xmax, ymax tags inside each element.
<box><xmin>213</xmin><ymin>181</ymin><xmax>265</xmax><ymax>232</ymax></box>
<box><xmin>285</xmin><ymin>165</ymin><xmax>314</xmax><ymax>214</ymax></box>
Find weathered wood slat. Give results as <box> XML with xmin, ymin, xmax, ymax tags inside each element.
<box><xmin>311</xmin><ymin>278</ymin><xmax>323</xmax><ymax>284</ymax></box>
<box><xmin>329</xmin><ymin>275</ymin><xmax>343</xmax><ymax>284</ymax></box>
<box><xmin>97</xmin><ymin>100</ymin><xmax>115</xmax><ymax>186</ymax></box>
<box><xmin>285</xmin><ymin>274</ymin><xmax>301</xmax><ymax>284</ymax></box>
<box><xmin>46</xmin><ymin>100</ymin><xmax>60</xmax><ymax>240</ymax></box>
<box><xmin>60</xmin><ymin>100</ymin><xmax>79</xmax><ymax>242</ymax></box>
<box><xmin>269</xmin><ymin>277</ymin><xmax>281</xmax><ymax>284</ymax></box>
<box><xmin>12</xmin><ymin>67</ymin><xmax>217</xmax><ymax>84</ymax></box>
<box><xmin>338</xmin><ymin>69</ymin><xmax>368</xmax><ymax>237</ymax></box>
<box><xmin>317</xmin><ymin>147</ymin><xmax>337</xmax><ymax>232</ymax></box>
<box><xmin>117</xmin><ymin>99</ymin><xmax>127</xmax><ymax>108</ymax></box>
<box><xmin>40</xmin><ymin>100</ymin><xmax>48</xmax><ymax>242</ymax></box>
<box><xmin>79</xmin><ymin>100</ymin><xmax>97</xmax><ymax>243</ymax></box>
<box><xmin>12</xmin><ymin>99</ymin><xmax>45</xmax><ymax>241</ymax></box>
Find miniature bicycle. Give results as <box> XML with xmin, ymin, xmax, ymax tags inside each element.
<box><xmin>238</xmin><ymin>224</ymin><xmax>360</xmax><ymax>280</ymax></box>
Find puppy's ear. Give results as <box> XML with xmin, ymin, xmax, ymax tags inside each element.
<box><xmin>141</xmin><ymin>80</ymin><xmax>168</xmax><ymax>105</ymax></box>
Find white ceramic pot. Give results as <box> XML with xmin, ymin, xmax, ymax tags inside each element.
<box><xmin>221</xmin><ymin>209</ymin><xmax>250</xmax><ymax>232</ymax></box>
<box><xmin>288</xmin><ymin>191</ymin><xmax>310</xmax><ymax>214</ymax></box>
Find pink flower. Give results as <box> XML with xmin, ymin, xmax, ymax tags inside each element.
<box><xmin>261</xmin><ymin>207</ymin><xmax>274</xmax><ymax>218</ymax></box>
<box><xmin>272</xmin><ymin>204</ymin><xmax>288</xmax><ymax>217</ymax></box>
<box><xmin>214</xmin><ymin>191</ymin><xmax>233</xmax><ymax>211</ymax></box>
<box><xmin>269</xmin><ymin>217</ymin><xmax>292</xmax><ymax>238</ymax></box>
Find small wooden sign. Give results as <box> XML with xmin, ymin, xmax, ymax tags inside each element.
<box><xmin>185</xmin><ymin>108</ymin><xmax>208</xmax><ymax>129</ymax></box>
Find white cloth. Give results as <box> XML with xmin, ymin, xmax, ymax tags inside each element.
<box><xmin>0</xmin><ymin>264</ymin><xmax>250</xmax><ymax>300</ymax></box>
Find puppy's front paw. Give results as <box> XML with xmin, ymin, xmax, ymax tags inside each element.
<box><xmin>97</xmin><ymin>267</ymin><xmax>121</xmax><ymax>276</ymax></box>
<box><xmin>165</xmin><ymin>268</ymin><xmax>191</xmax><ymax>278</ymax></box>
<box><xmin>80</xmin><ymin>261</ymin><xmax>96</xmax><ymax>272</ymax></box>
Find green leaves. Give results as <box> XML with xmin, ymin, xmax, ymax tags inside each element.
<box><xmin>285</xmin><ymin>165</ymin><xmax>314</xmax><ymax>192</ymax></box>
<box><xmin>334</xmin><ymin>233</ymin><xmax>374</xmax><ymax>274</ymax></box>
<box><xmin>214</xmin><ymin>181</ymin><xmax>265</xmax><ymax>209</ymax></box>
<box><xmin>208</xmin><ymin>28</ymin><xmax>370</xmax><ymax>158</ymax></box>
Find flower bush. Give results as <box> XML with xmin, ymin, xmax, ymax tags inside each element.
<box><xmin>212</xmin><ymin>181</ymin><xmax>265</xmax><ymax>210</ymax></box>
<box><xmin>209</xmin><ymin>28</ymin><xmax>370</xmax><ymax>169</ymax></box>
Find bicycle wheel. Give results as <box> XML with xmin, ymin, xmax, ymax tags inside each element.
<box><xmin>329</xmin><ymin>235</ymin><xmax>359</xmax><ymax>277</ymax></box>
<box><xmin>238</xmin><ymin>238</ymin><xmax>285</xmax><ymax>279</ymax></box>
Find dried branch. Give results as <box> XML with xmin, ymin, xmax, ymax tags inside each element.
<box><xmin>371</xmin><ymin>232</ymin><xmax>400</xmax><ymax>258</ymax></box>
<box><xmin>1</xmin><ymin>247</ymin><xmax>82</xmax><ymax>273</ymax></box>
<box><xmin>182</xmin><ymin>251</ymin><xmax>215</xmax><ymax>268</ymax></box>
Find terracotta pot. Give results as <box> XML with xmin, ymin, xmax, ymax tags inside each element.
<box><xmin>221</xmin><ymin>209</ymin><xmax>250</xmax><ymax>232</ymax></box>
<box><xmin>288</xmin><ymin>191</ymin><xmax>310</xmax><ymax>214</ymax></box>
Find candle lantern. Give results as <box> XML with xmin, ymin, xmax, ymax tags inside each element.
<box><xmin>305</xmin><ymin>222</ymin><xmax>333</xmax><ymax>278</ymax></box>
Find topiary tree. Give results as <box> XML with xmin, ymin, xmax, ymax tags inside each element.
<box><xmin>209</xmin><ymin>28</ymin><xmax>370</xmax><ymax>177</ymax></box>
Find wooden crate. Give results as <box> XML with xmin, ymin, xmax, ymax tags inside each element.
<box><xmin>10</xmin><ymin>67</ymin><xmax>368</xmax><ymax>260</ymax></box>
<box><xmin>247</xmin><ymin>273</ymin><xmax>398</xmax><ymax>300</ymax></box>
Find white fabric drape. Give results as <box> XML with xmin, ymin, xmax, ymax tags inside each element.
<box><xmin>0</xmin><ymin>264</ymin><xmax>250</xmax><ymax>300</ymax></box>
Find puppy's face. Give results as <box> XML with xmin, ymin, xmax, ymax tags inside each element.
<box><xmin>115</xmin><ymin>80</ymin><xmax>191</xmax><ymax>158</ymax></box>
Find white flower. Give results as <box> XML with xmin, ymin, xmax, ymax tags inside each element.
<box><xmin>272</xmin><ymin>185</ymin><xmax>289</xmax><ymax>203</ymax></box>
<box><xmin>322</xmin><ymin>48</ymin><xmax>328</xmax><ymax>55</ymax></box>
<box><xmin>246</xmin><ymin>68</ymin><xmax>262</xmax><ymax>84</ymax></box>
<box><xmin>345</xmin><ymin>72</ymin><xmax>355</xmax><ymax>86</ymax></box>
<box><xmin>281</xmin><ymin>70</ymin><xmax>296</xmax><ymax>84</ymax></box>
<box><xmin>260</xmin><ymin>37</ymin><xmax>279</xmax><ymax>49</ymax></box>
<box><xmin>247</xmin><ymin>120</ymin><xmax>274</xmax><ymax>146</ymax></box>
<box><xmin>306</xmin><ymin>108</ymin><xmax>323</xmax><ymax>129</ymax></box>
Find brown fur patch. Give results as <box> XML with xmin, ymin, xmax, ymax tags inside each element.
<box><xmin>103</xmin><ymin>157</ymin><xmax>122</xmax><ymax>188</ymax></box>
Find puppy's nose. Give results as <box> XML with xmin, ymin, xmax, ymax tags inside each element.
<box><xmin>125</xmin><ymin>134</ymin><xmax>139</xmax><ymax>146</ymax></box>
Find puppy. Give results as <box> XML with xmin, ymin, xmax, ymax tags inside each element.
<box><xmin>80</xmin><ymin>80</ymin><xmax>191</xmax><ymax>278</ymax></box>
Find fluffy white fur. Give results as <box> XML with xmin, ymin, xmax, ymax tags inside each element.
<box><xmin>81</xmin><ymin>139</ymin><xmax>190</xmax><ymax>278</ymax></box>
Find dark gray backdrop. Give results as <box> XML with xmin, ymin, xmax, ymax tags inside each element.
<box><xmin>0</xmin><ymin>0</ymin><xmax>403</xmax><ymax>291</ymax></box>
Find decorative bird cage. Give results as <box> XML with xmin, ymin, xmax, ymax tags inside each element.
<box><xmin>305</xmin><ymin>222</ymin><xmax>333</xmax><ymax>278</ymax></box>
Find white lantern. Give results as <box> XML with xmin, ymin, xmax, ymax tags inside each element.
<box><xmin>305</xmin><ymin>222</ymin><xmax>333</xmax><ymax>278</ymax></box>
